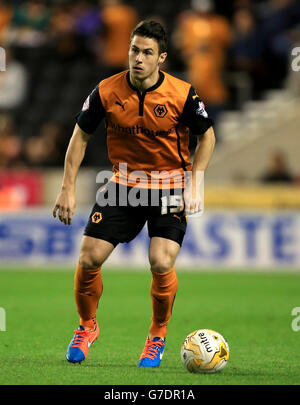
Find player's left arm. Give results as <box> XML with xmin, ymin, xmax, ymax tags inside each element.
<box><xmin>180</xmin><ymin>86</ymin><xmax>216</xmax><ymax>215</ymax></box>
<box><xmin>185</xmin><ymin>126</ymin><xmax>215</xmax><ymax>215</ymax></box>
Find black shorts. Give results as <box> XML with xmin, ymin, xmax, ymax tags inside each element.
<box><xmin>84</xmin><ymin>183</ymin><xmax>187</xmax><ymax>247</ymax></box>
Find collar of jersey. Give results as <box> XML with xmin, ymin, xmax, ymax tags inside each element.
<box><xmin>126</xmin><ymin>70</ymin><xmax>165</xmax><ymax>94</ymax></box>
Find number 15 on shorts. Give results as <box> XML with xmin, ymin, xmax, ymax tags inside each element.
<box><xmin>161</xmin><ymin>195</ymin><xmax>182</xmax><ymax>215</ymax></box>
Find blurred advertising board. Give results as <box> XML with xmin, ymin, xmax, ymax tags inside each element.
<box><xmin>0</xmin><ymin>209</ymin><xmax>299</xmax><ymax>270</ymax></box>
<box><xmin>0</xmin><ymin>170</ymin><xmax>44</xmax><ymax>208</ymax></box>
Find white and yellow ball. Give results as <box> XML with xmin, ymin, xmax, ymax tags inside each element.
<box><xmin>181</xmin><ymin>329</ymin><xmax>229</xmax><ymax>373</ymax></box>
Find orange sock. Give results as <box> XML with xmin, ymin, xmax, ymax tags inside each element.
<box><xmin>74</xmin><ymin>262</ymin><xmax>103</xmax><ymax>330</ymax></box>
<box><xmin>149</xmin><ymin>266</ymin><xmax>178</xmax><ymax>339</ymax></box>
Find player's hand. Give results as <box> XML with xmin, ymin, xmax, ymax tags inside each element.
<box><xmin>182</xmin><ymin>172</ymin><xmax>204</xmax><ymax>216</ymax></box>
<box><xmin>183</xmin><ymin>192</ymin><xmax>203</xmax><ymax>216</ymax></box>
<box><xmin>52</xmin><ymin>189</ymin><xmax>76</xmax><ymax>225</ymax></box>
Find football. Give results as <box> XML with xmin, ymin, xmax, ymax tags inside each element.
<box><xmin>180</xmin><ymin>329</ymin><xmax>229</xmax><ymax>373</ymax></box>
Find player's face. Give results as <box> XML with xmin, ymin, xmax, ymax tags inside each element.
<box><xmin>129</xmin><ymin>35</ymin><xmax>167</xmax><ymax>85</ymax></box>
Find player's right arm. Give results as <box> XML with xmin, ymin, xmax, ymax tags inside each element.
<box><xmin>53</xmin><ymin>124</ymin><xmax>92</xmax><ymax>225</ymax></box>
<box><xmin>53</xmin><ymin>84</ymin><xmax>105</xmax><ymax>225</ymax></box>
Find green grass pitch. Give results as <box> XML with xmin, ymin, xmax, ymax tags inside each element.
<box><xmin>0</xmin><ymin>268</ymin><xmax>299</xmax><ymax>385</ymax></box>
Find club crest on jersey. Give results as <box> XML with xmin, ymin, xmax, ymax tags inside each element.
<box><xmin>196</xmin><ymin>101</ymin><xmax>208</xmax><ymax>118</ymax></box>
<box><xmin>92</xmin><ymin>212</ymin><xmax>102</xmax><ymax>223</ymax></box>
<box><xmin>154</xmin><ymin>104</ymin><xmax>168</xmax><ymax>118</ymax></box>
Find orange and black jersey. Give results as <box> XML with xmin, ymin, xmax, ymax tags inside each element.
<box><xmin>76</xmin><ymin>70</ymin><xmax>213</xmax><ymax>188</ymax></box>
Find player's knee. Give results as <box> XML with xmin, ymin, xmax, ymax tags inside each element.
<box><xmin>79</xmin><ymin>251</ymin><xmax>103</xmax><ymax>270</ymax></box>
<box><xmin>150</xmin><ymin>256</ymin><xmax>174</xmax><ymax>273</ymax></box>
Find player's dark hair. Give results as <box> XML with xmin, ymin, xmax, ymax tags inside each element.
<box><xmin>130</xmin><ymin>20</ymin><xmax>168</xmax><ymax>54</ymax></box>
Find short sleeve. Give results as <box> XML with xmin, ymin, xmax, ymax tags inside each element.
<box><xmin>180</xmin><ymin>86</ymin><xmax>214</xmax><ymax>135</ymax></box>
<box><xmin>76</xmin><ymin>84</ymin><xmax>105</xmax><ymax>134</ymax></box>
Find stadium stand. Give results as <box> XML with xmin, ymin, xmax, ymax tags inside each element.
<box><xmin>206</xmin><ymin>72</ymin><xmax>300</xmax><ymax>183</ymax></box>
